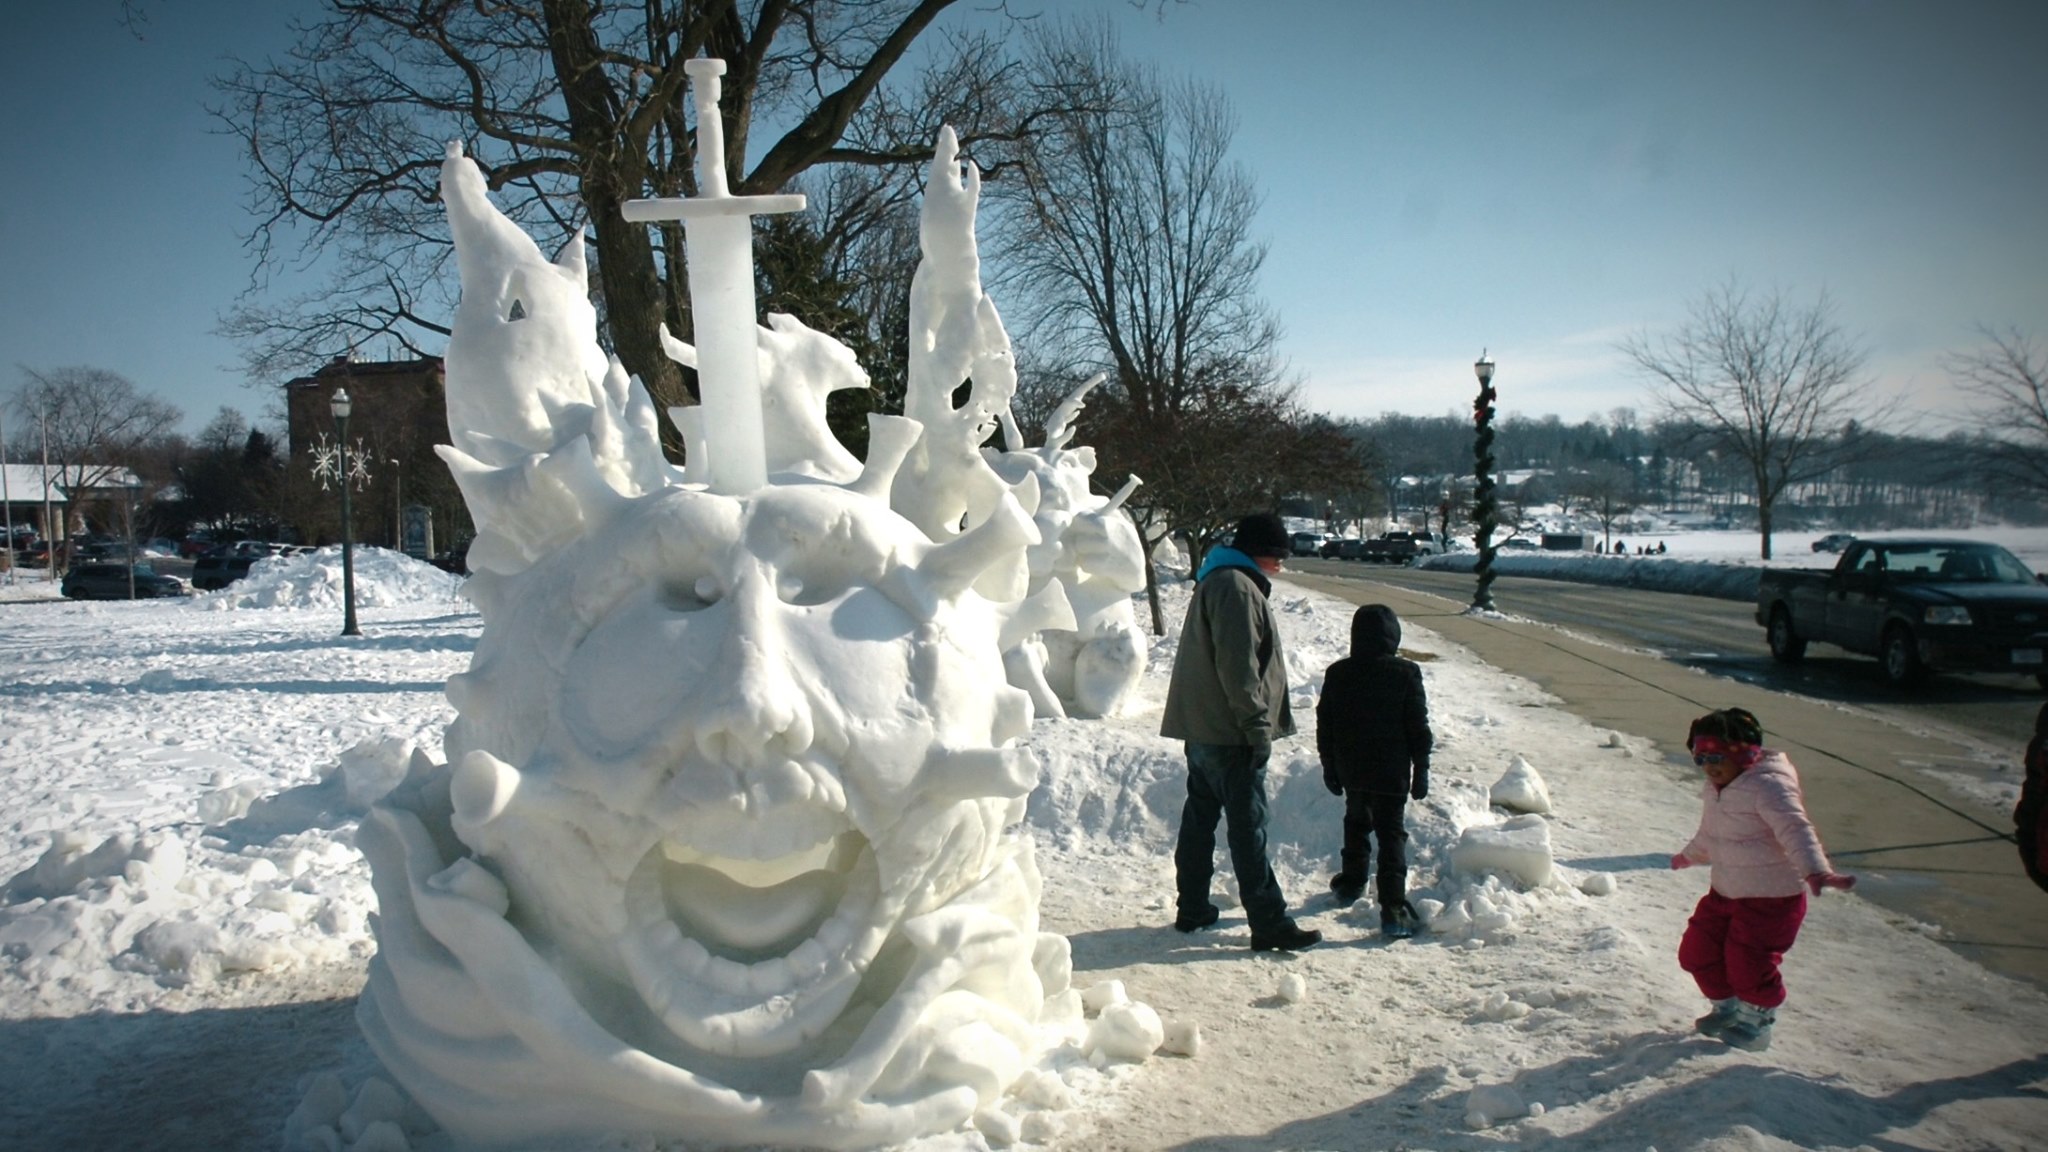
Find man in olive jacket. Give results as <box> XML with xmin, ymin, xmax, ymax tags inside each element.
<box><xmin>1160</xmin><ymin>513</ymin><xmax>1321</xmax><ymax>952</ymax></box>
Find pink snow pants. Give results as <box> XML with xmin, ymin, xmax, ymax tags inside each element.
<box><xmin>1678</xmin><ymin>889</ymin><xmax>1807</xmax><ymax>1008</ymax></box>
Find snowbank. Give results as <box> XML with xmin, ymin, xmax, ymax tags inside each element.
<box><xmin>189</xmin><ymin>547</ymin><xmax>466</xmax><ymax>612</ymax></box>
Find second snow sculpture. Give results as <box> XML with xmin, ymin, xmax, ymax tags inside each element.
<box><xmin>354</xmin><ymin>61</ymin><xmax>1138</xmax><ymax>1150</ymax></box>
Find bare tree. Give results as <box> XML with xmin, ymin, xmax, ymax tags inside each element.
<box><xmin>212</xmin><ymin>1</ymin><xmax>1103</xmax><ymax>452</ymax></box>
<box><xmin>991</xmin><ymin>19</ymin><xmax>1299</xmax><ymax>630</ymax></box>
<box><xmin>1566</xmin><ymin>460</ymin><xmax>1640</xmax><ymax>552</ymax></box>
<box><xmin>1619</xmin><ymin>281</ymin><xmax>1878</xmax><ymax>558</ymax></box>
<box><xmin>1946</xmin><ymin>325</ymin><xmax>2048</xmax><ymax>502</ymax></box>
<box><xmin>7</xmin><ymin>366</ymin><xmax>183</xmax><ymax>538</ymax></box>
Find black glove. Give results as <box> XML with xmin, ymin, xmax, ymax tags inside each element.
<box><xmin>1323</xmin><ymin>768</ymin><xmax>1343</xmax><ymax>797</ymax></box>
<box><xmin>1248</xmin><ymin>734</ymin><xmax>1273</xmax><ymax>762</ymax></box>
<box><xmin>1410</xmin><ymin>766</ymin><xmax>1430</xmax><ymax>801</ymax></box>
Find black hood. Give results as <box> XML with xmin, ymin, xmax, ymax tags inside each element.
<box><xmin>1350</xmin><ymin>603</ymin><xmax>1400</xmax><ymax>658</ymax></box>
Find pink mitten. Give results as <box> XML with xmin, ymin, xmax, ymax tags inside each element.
<box><xmin>1669</xmin><ymin>853</ymin><xmax>1693</xmax><ymax>870</ymax></box>
<box><xmin>1806</xmin><ymin>871</ymin><xmax>1856</xmax><ymax>895</ymax></box>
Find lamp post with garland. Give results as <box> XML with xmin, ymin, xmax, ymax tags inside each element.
<box><xmin>1471</xmin><ymin>353</ymin><xmax>1500</xmax><ymax>612</ymax></box>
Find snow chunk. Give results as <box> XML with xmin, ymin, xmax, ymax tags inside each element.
<box><xmin>1490</xmin><ymin>754</ymin><xmax>1553</xmax><ymax>814</ymax></box>
<box><xmin>1085</xmin><ymin>1000</ymin><xmax>1164</xmax><ymax>1062</ymax></box>
<box><xmin>1579</xmin><ymin>872</ymin><xmax>1617</xmax><ymax>896</ymax></box>
<box><xmin>974</xmin><ymin>1106</ymin><xmax>1021</xmax><ymax>1147</ymax></box>
<box><xmin>1080</xmin><ymin>978</ymin><xmax>1129</xmax><ymax>1015</ymax></box>
<box><xmin>1451</xmin><ymin>813</ymin><xmax>1554</xmax><ymax>887</ymax></box>
<box><xmin>1276</xmin><ymin>971</ymin><xmax>1307</xmax><ymax>1003</ymax></box>
<box><xmin>1465</xmin><ymin>1083</ymin><xmax>1529</xmax><ymax>1128</ymax></box>
<box><xmin>1160</xmin><ymin>1018</ymin><xmax>1202</xmax><ymax>1058</ymax></box>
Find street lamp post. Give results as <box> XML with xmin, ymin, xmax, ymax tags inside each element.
<box><xmin>1</xmin><ymin>407</ymin><xmax>13</xmax><ymax>587</ymax></box>
<box><xmin>388</xmin><ymin>458</ymin><xmax>403</xmax><ymax>550</ymax></box>
<box><xmin>332</xmin><ymin>390</ymin><xmax>361</xmax><ymax>636</ymax></box>
<box><xmin>1471</xmin><ymin>353</ymin><xmax>1500</xmax><ymax>612</ymax></box>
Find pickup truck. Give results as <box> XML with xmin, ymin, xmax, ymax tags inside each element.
<box><xmin>1356</xmin><ymin>531</ymin><xmax>1446</xmax><ymax>564</ymax></box>
<box><xmin>1755</xmin><ymin>537</ymin><xmax>2048</xmax><ymax>688</ymax></box>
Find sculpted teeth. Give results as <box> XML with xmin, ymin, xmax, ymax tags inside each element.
<box><xmin>624</xmin><ymin>845</ymin><xmax>881</xmax><ymax>1000</ymax></box>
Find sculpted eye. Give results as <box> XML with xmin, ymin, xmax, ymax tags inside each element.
<box><xmin>657</xmin><ymin>575</ymin><xmax>722</xmax><ymax>612</ymax></box>
<box><xmin>777</xmin><ymin>569</ymin><xmax>843</xmax><ymax>608</ymax></box>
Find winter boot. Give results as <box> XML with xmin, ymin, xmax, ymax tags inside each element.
<box><xmin>1380</xmin><ymin>899</ymin><xmax>1422</xmax><ymax>939</ymax></box>
<box><xmin>1173</xmin><ymin>905</ymin><xmax>1220</xmax><ymax>933</ymax></box>
<box><xmin>1721</xmin><ymin>1001</ymin><xmax>1776</xmax><ymax>1051</ymax></box>
<box><xmin>1693</xmin><ymin>997</ymin><xmax>1741</xmax><ymax>1037</ymax></box>
<box><xmin>1328</xmin><ymin>873</ymin><xmax>1366</xmax><ymax>905</ymax></box>
<box><xmin>1249</xmin><ymin>920</ymin><xmax>1323</xmax><ymax>952</ymax></box>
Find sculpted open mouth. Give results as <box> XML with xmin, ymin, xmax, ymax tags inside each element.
<box><xmin>617</xmin><ymin>779</ymin><xmax>891</xmax><ymax>1060</ymax></box>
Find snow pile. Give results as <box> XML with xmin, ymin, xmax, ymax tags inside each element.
<box><xmin>189</xmin><ymin>546</ymin><xmax>465</xmax><ymax>612</ymax></box>
<box><xmin>1418</xmin><ymin>549</ymin><xmax>1763</xmax><ymax>600</ymax></box>
<box><xmin>0</xmin><ymin>743</ymin><xmax>421</xmax><ymax>1008</ymax></box>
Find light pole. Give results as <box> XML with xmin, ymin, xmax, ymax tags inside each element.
<box><xmin>388</xmin><ymin>458</ymin><xmax>402</xmax><ymax>549</ymax></box>
<box><xmin>1471</xmin><ymin>353</ymin><xmax>1500</xmax><ymax>612</ymax></box>
<box><xmin>1</xmin><ymin>406</ymin><xmax>13</xmax><ymax>586</ymax></box>
<box><xmin>332</xmin><ymin>390</ymin><xmax>361</xmax><ymax>636</ymax></box>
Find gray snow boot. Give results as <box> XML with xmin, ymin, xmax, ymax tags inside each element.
<box><xmin>1693</xmin><ymin>997</ymin><xmax>1741</xmax><ymax>1037</ymax></box>
<box><xmin>1721</xmin><ymin>1001</ymin><xmax>1776</xmax><ymax>1051</ymax></box>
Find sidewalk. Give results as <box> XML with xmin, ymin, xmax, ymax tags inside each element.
<box><xmin>1286</xmin><ymin>571</ymin><xmax>2048</xmax><ymax>991</ymax></box>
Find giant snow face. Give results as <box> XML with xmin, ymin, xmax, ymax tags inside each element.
<box><xmin>354</xmin><ymin>133</ymin><xmax>1085</xmax><ymax>1150</ymax></box>
<box><xmin>359</xmin><ymin>486</ymin><xmax>1063</xmax><ymax>1149</ymax></box>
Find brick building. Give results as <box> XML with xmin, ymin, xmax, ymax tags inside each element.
<box><xmin>283</xmin><ymin>355</ymin><xmax>466</xmax><ymax>553</ymax></box>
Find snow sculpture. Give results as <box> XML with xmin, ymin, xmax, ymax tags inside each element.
<box><xmin>987</xmin><ymin>377</ymin><xmax>1149</xmax><ymax>719</ymax></box>
<box><xmin>356</xmin><ymin>63</ymin><xmax>1096</xmax><ymax>1150</ymax></box>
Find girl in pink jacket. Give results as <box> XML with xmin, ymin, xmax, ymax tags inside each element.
<box><xmin>1671</xmin><ymin>708</ymin><xmax>1854</xmax><ymax>1051</ymax></box>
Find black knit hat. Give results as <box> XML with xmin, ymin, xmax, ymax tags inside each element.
<box><xmin>1231</xmin><ymin>513</ymin><xmax>1291</xmax><ymax>558</ymax></box>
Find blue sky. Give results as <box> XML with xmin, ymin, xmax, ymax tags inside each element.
<box><xmin>3</xmin><ymin>1</ymin><xmax>2044</xmax><ymax>438</ymax></box>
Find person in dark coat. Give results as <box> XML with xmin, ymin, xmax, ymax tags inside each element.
<box><xmin>1160</xmin><ymin>513</ymin><xmax>1320</xmax><ymax>952</ymax></box>
<box><xmin>2019</xmin><ymin>702</ymin><xmax>2048</xmax><ymax>894</ymax></box>
<box><xmin>1315</xmin><ymin>603</ymin><xmax>1433</xmax><ymax>937</ymax></box>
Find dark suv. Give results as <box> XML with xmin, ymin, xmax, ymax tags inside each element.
<box><xmin>191</xmin><ymin>552</ymin><xmax>260</xmax><ymax>591</ymax></box>
<box><xmin>61</xmin><ymin>563</ymin><xmax>188</xmax><ymax>600</ymax></box>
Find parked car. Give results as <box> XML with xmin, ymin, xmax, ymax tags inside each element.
<box><xmin>1811</xmin><ymin>532</ymin><xmax>1857</xmax><ymax>553</ymax></box>
<box><xmin>430</xmin><ymin>540</ymin><xmax>471</xmax><ymax>575</ymax></box>
<box><xmin>1756</xmin><ymin>537</ymin><xmax>2048</xmax><ymax>688</ymax></box>
<box><xmin>1499</xmin><ymin>537</ymin><xmax>1540</xmax><ymax>551</ymax></box>
<box><xmin>1290</xmin><ymin>531</ymin><xmax>1328</xmax><ymax>557</ymax></box>
<box><xmin>191</xmin><ymin>552</ymin><xmax>260</xmax><ymax>591</ymax></box>
<box><xmin>61</xmin><ymin>562</ymin><xmax>188</xmax><ymax>600</ymax></box>
<box><xmin>1356</xmin><ymin>531</ymin><xmax>1447</xmax><ymax>563</ymax></box>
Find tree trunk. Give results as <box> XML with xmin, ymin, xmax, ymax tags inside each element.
<box><xmin>542</xmin><ymin>0</ymin><xmax>687</xmax><ymax>457</ymax></box>
<box><xmin>1142</xmin><ymin>531</ymin><xmax>1165</xmax><ymax>637</ymax></box>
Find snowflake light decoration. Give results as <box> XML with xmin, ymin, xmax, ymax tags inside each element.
<box><xmin>311</xmin><ymin>434</ymin><xmax>374</xmax><ymax>492</ymax></box>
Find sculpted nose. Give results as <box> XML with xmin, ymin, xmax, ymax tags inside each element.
<box><xmin>691</xmin><ymin>567</ymin><xmax>814</xmax><ymax>765</ymax></box>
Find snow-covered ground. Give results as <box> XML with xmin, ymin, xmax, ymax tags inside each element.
<box><xmin>3</xmin><ymin>547</ymin><xmax>2046</xmax><ymax>1150</ymax></box>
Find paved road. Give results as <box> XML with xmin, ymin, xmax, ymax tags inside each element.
<box><xmin>1280</xmin><ymin>564</ymin><xmax>2048</xmax><ymax>992</ymax></box>
<box><xmin>1289</xmin><ymin>557</ymin><xmax>2045</xmax><ymax>750</ymax></box>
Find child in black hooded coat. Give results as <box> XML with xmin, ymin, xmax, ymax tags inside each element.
<box><xmin>1316</xmin><ymin>603</ymin><xmax>1434</xmax><ymax>936</ymax></box>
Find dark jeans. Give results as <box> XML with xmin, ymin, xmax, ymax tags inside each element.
<box><xmin>1174</xmin><ymin>741</ymin><xmax>1289</xmax><ymax>933</ymax></box>
<box><xmin>1337</xmin><ymin>790</ymin><xmax>1409</xmax><ymax>907</ymax></box>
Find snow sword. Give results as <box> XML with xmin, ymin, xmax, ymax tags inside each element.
<box><xmin>623</xmin><ymin>58</ymin><xmax>805</xmax><ymax>496</ymax></box>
